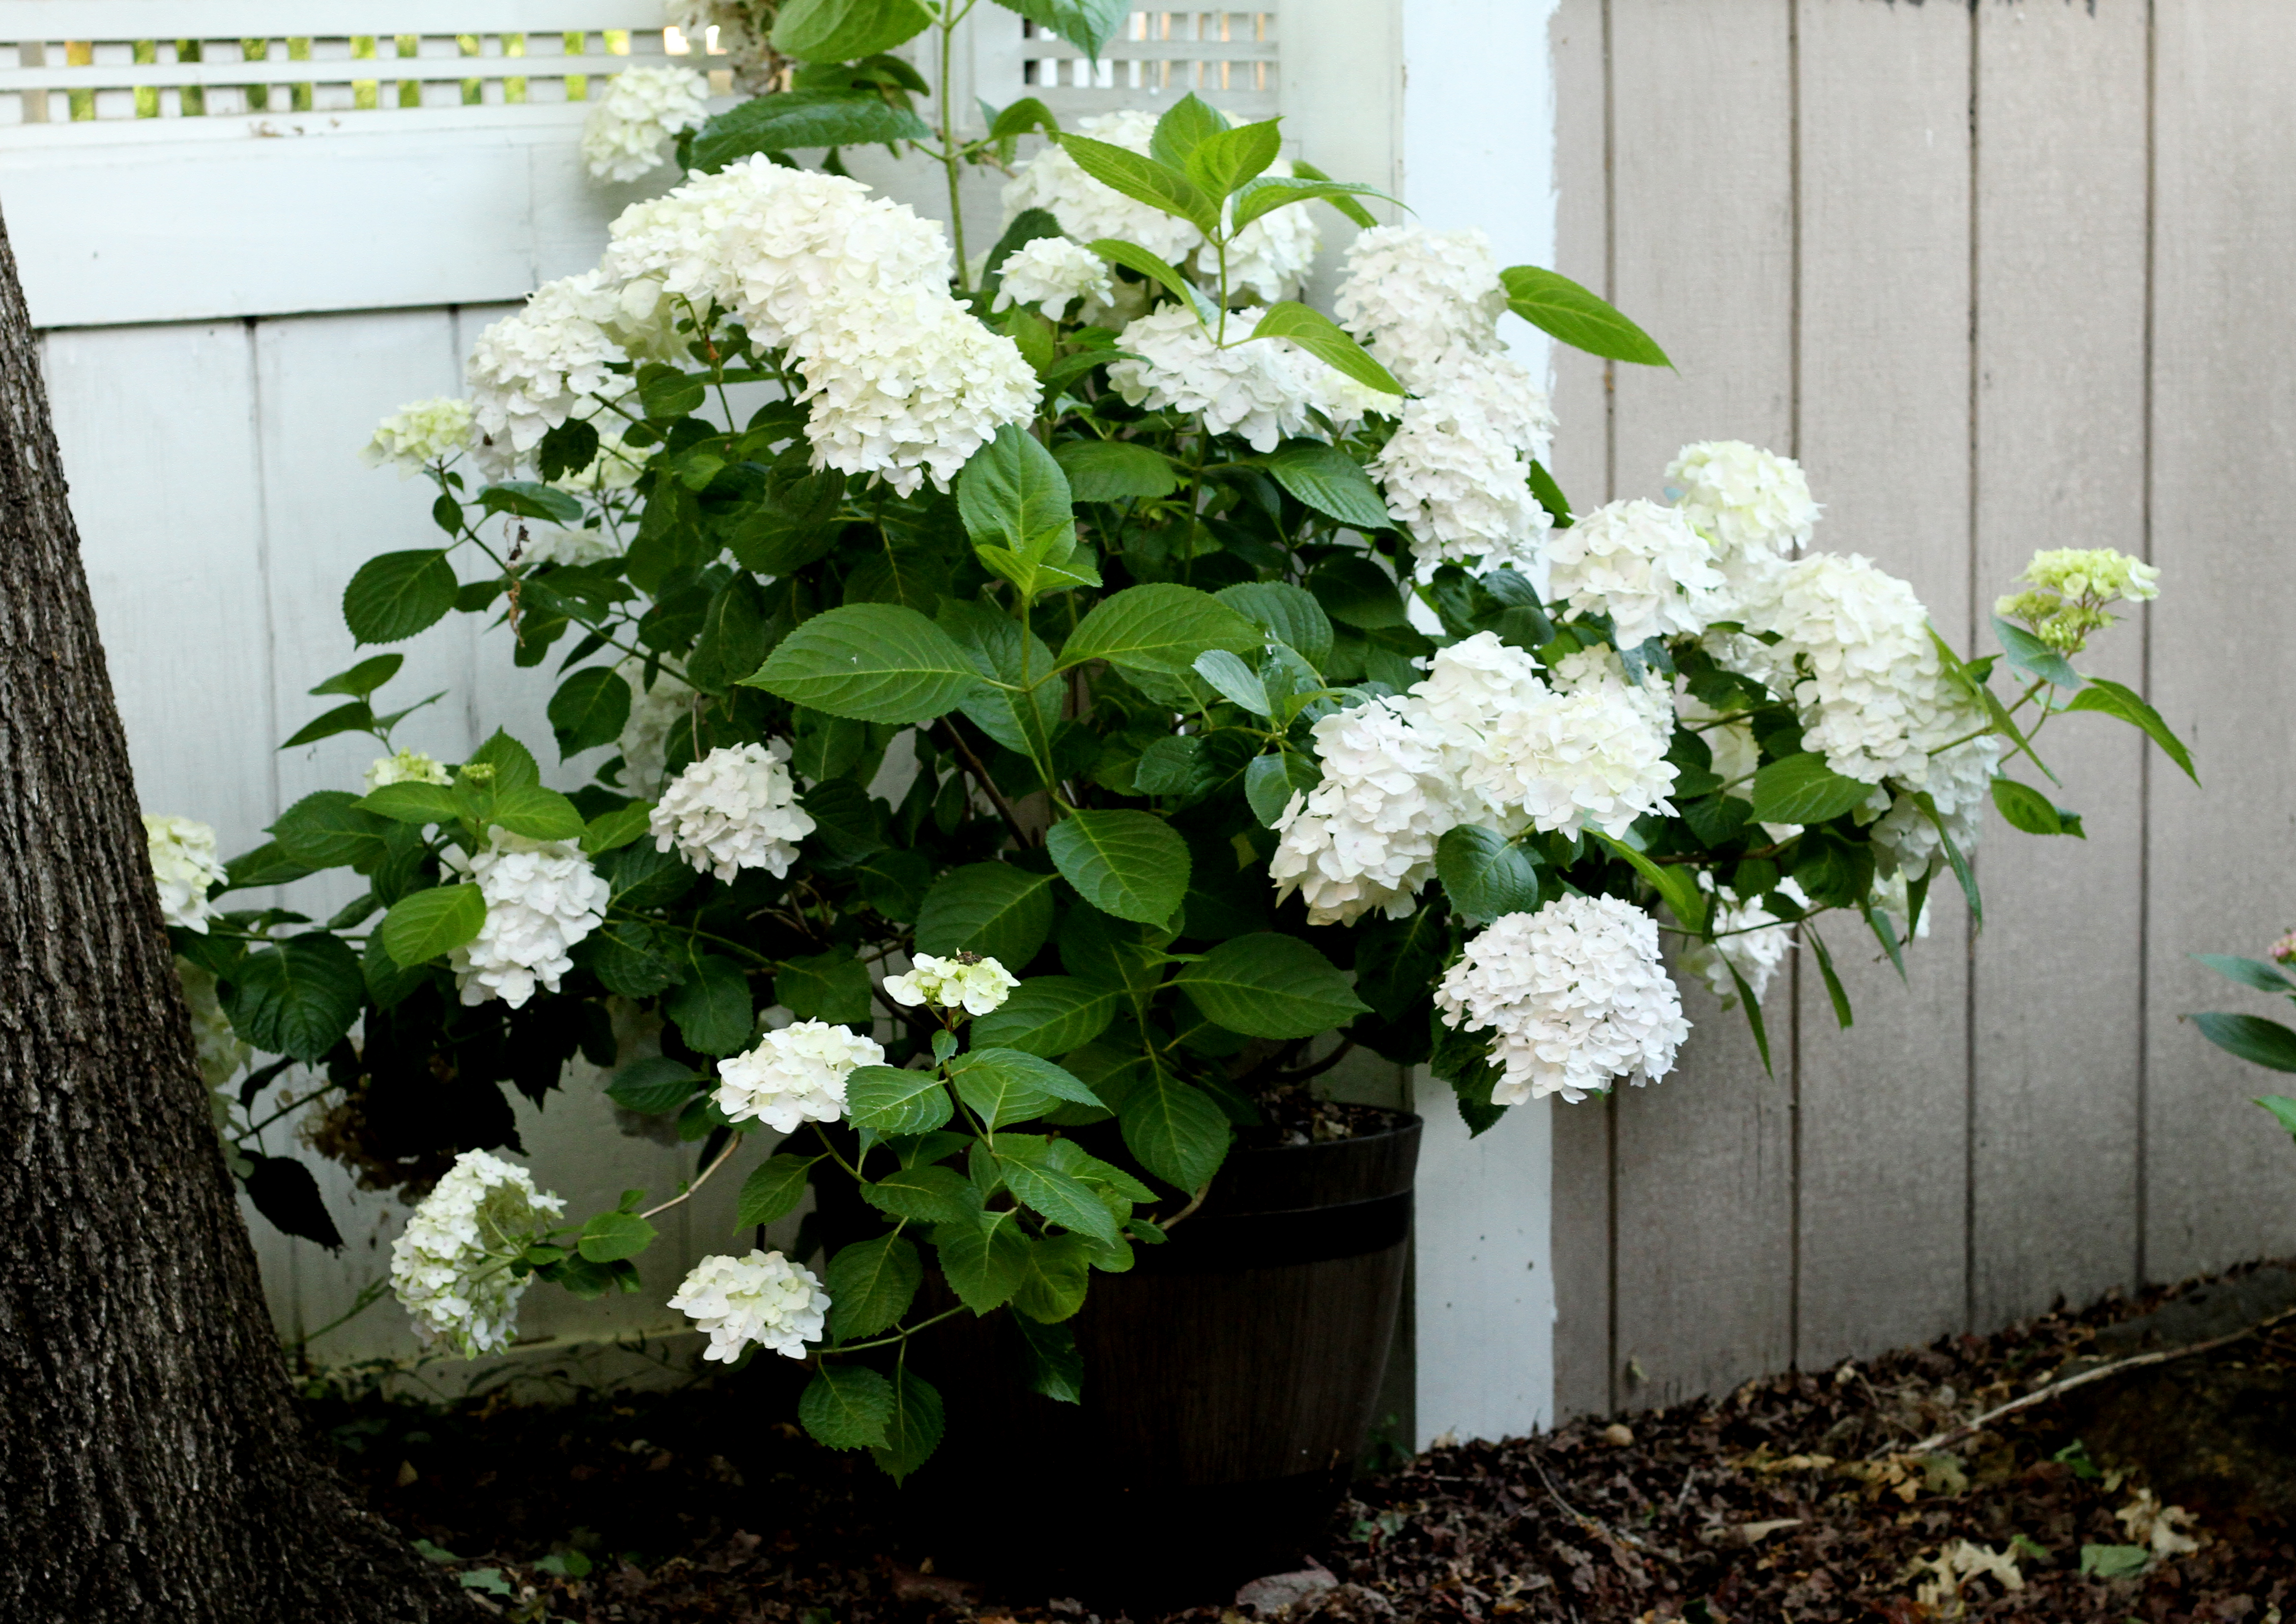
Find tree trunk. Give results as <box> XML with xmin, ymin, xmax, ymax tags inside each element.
<box><xmin>0</xmin><ymin>210</ymin><xmax>485</xmax><ymax>1621</ymax></box>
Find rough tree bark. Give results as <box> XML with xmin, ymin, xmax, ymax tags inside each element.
<box><xmin>0</xmin><ymin>209</ymin><xmax>486</xmax><ymax>1621</ymax></box>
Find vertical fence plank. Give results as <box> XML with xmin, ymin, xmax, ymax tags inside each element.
<box><xmin>2145</xmin><ymin>1</ymin><xmax>2296</xmax><ymax>1285</ymax></box>
<box><xmin>248</xmin><ymin>307</ymin><xmax>482</xmax><ymax>1341</ymax></box>
<box><xmin>45</xmin><ymin>322</ymin><xmax>276</xmax><ymax>859</ymax></box>
<box><xmin>1791</xmin><ymin>0</ymin><xmax>1973</xmax><ymax>1369</ymax></box>
<box><xmin>1603</xmin><ymin>0</ymin><xmax>1798</xmax><ymax>1412</ymax></box>
<box><xmin>1544</xmin><ymin>0</ymin><xmax>1614</xmax><ymax>1421</ymax></box>
<box><xmin>1968</xmin><ymin>0</ymin><xmax>2150</xmax><ymax>1330</ymax></box>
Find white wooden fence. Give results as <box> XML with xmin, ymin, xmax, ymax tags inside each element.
<box><xmin>36</xmin><ymin>0</ymin><xmax>2278</xmax><ymax>1447</ymax></box>
<box><xmin>1543</xmin><ymin>0</ymin><xmax>2296</xmax><ymax>1419</ymax></box>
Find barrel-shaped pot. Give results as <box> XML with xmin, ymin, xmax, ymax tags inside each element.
<box><xmin>872</xmin><ymin>1111</ymin><xmax>1422</xmax><ymax>1603</ymax></box>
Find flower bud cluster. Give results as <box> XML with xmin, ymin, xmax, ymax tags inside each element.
<box><xmin>1994</xmin><ymin>547</ymin><xmax>2160</xmax><ymax>654</ymax></box>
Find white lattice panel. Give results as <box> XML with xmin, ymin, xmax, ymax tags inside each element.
<box><xmin>975</xmin><ymin>6</ymin><xmax>1281</xmax><ymax>123</ymax></box>
<box><xmin>0</xmin><ymin>3</ymin><xmax>677</xmax><ymax>125</ymax></box>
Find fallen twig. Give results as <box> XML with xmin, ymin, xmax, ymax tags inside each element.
<box><xmin>1876</xmin><ymin>1303</ymin><xmax>2296</xmax><ymax>1461</ymax></box>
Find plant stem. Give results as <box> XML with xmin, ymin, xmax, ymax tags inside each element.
<box><xmin>637</xmin><ymin>1133</ymin><xmax>745</xmax><ymax>1220</ymax></box>
<box><xmin>937</xmin><ymin>5</ymin><xmax>972</xmax><ymax>287</ymax></box>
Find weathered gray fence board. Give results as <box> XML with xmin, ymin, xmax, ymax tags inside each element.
<box><xmin>1788</xmin><ymin>0</ymin><xmax>1975</xmax><ymax>1369</ymax></box>
<box><xmin>1967</xmin><ymin>0</ymin><xmax>2150</xmax><ymax>1330</ymax></box>
<box><xmin>1544</xmin><ymin>0</ymin><xmax>1615</xmax><ymax>1423</ymax></box>
<box><xmin>1604</xmin><ymin>0</ymin><xmax>1800</xmax><ymax>1412</ymax></box>
<box><xmin>2143</xmin><ymin>0</ymin><xmax>2296</xmax><ymax>1285</ymax></box>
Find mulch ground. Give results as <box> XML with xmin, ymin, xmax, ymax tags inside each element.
<box><xmin>311</xmin><ymin>1262</ymin><xmax>2296</xmax><ymax>1623</ymax></box>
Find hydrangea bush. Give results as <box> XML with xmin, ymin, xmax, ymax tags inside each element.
<box><xmin>156</xmin><ymin>0</ymin><xmax>2197</xmax><ymax>1481</ymax></box>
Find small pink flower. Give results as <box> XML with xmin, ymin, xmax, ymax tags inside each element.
<box><xmin>2271</xmin><ymin>931</ymin><xmax>2296</xmax><ymax>967</ymax></box>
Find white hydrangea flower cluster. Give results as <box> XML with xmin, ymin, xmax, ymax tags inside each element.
<box><xmin>1001</xmin><ymin>109</ymin><xmax>1205</xmax><ymax>266</ymax></box>
<box><xmin>617</xmin><ymin>658</ymin><xmax>699</xmax><ymax>790</ymax></box>
<box><xmin>1763</xmin><ymin>552</ymin><xmax>1985</xmax><ymax>786</ymax></box>
<box><xmin>715</xmin><ymin>1019</ymin><xmax>884</xmax><ymax>1131</ymax></box>
<box><xmin>1337</xmin><ymin>230</ymin><xmax>1557</xmax><ymax>575</ymax></box>
<box><xmin>1995</xmin><ymin>546</ymin><xmax>2161</xmax><ymax>654</ymax></box>
<box><xmin>1673</xmin><ymin>875</ymin><xmax>1808</xmax><ymax>1009</ymax></box>
<box><xmin>361</xmin><ymin>397</ymin><xmax>476</xmax><ymax>475</ymax></box>
<box><xmin>1371</xmin><ymin>386</ymin><xmax>1553</xmax><ymax>576</ymax></box>
<box><xmin>364</xmin><ymin>749</ymin><xmax>451</xmax><ymax>792</ymax></box>
<box><xmin>993</xmin><ymin>235</ymin><xmax>1116</xmax><ymax>321</ymax></box>
<box><xmin>668</xmin><ymin>1249</ymin><xmax>831</xmax><ymax>1363</ymax></box>
<box><xmin>389</xmin><ymin>1150</ymin><xmax>567</xmax><ymax>1358</ymax></box>
<box><xmin>1464</xmin><ymin>679</ymin><xmax>1680</xmax><ymax>840</ymax></box>
<box><xmin>1108</xmin><ymin>306</ymin><xmax>1319</xmax><ymax>452</ymax></box>
<box><xmin>1545</xmin><ymin>498</ymin><xmax>1723</xmax><ymax>648</ymax></box>
<box><xmin>466</xmin><ymin>270</ymin><xmax>644</xmax><ymax>469</ymax></box>
<box><xmin>886</xmin><ymin>953</ymin><xmax>1020</xmax><ymax>1016</ymax></box>
<box><xmin>515</xmin><ymin>526</ymin><xmax>622</xmax><ymax>569</ymax></box>
<box><xmin>1335</xmin><ymin>226</ymin><xmax>1512</xmax><ymax>381</ymax></box>
<box><xmin>603</xmin><ymin>158</ymin><xmax>1036</xmax><ymax>495</ymax></box>
<box><xmin>1436</xmin><ymin>895</ymin><xmax>1689</xmax><ymax>1105</ymax></box>
<box><xmin>145</xmin><ymin>814</ymin><xmax>227</xmax><ymax>933</ymax></box>
<box><xmin>649</xmin><ymin>742</ymin><xmax>816</xmax><ymax>882</ymax></box>
<box><xmin>1667</xmin><ymin>441</ymin><xmax>1818</xmax><ymax>623</ymax></box>
<box><xmin>1866</xmin><ymin>735</ymin><xmax>2004</xmax><ymax>880</ymax></box>
<box><xmin>1271</xmin><ymin>634</ymin><xmax>1678</xmax><ymax>925</ymax></box>
<box><xmin>1270</xmin><ymin>696</ymin><xmax>1456</xmax><ymax>926</ymax></box>
<box><xmin>580</xmin><ymin>65</ymin><xmax>710</xmax><ymax>183</ymax></box>
<box><xmin>175</xmin><ymin>957</ymin><xmax>251</xmax><ymax>1091</ymax></box>
<box><xmin>446</xmin><ymin>829</ymin><xmax>611</xmax><ymax>1008</ymax></box>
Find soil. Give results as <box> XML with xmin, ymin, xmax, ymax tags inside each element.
<box><xmin>312</xmin><ymin>1261</ymin><xmax>2296</xmax><ymax>1623</ymax></box>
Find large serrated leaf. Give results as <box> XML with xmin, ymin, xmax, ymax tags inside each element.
<box><xmin>1117</xmin><ymin>1072</ymin><xmax>1231</xmax><ymax>1191</ymax></box>
<box><xmin>949</xmin><ymin>1047</ymin><xmax>1102</xmax><ymax>1128</ymax></box>
<box><xmin>1172</xmin><ymin>932</ymin><xmax>1368</xmax><ymax>1039</ymax></box>
<box><xmin>913</xmin><ymin>863</ymin><xmax>1059</xmax><ymax>966</ymax></box>
<box><xmin>1250</xmin><ymin>302</ymin><xmax>1403</xmax><ymax>396</ymax></box>
<box><xmin>2192</xmin><ymin>1012</ymin><xmax>2296</xmax><ymax>1073</ymax></box>
<box><xmin>223</xmin><ymin>933</ymin><xmax>365</xmax><ymax>1061</ymax></box>
<box><xmin>1747</xmin><ymin>752</ymin><xmax>1879</xmax><ymax>826</ymax></box>
<box><xmin>846</xmin><ymin>1066</ymin><xmax>955</xmax><ymax>1136</ymax></box>
<box><xmin>798</xmin><ymin>1363</ymin><xmax>894</xmax><ymax>1451</ymax></box>
<box><xmin>1498</xmin><ymin>264</ymin><xmax>1670</xmax><ymax>366</ymax></box>
<box><xmin>1263</xmin><ymin>439</ymin><xmax>1393</xmax><ymax>530</ymax></box>
<box><xmin>378</xmin><ymin>883</ymin><xmax>487</xmax><ymax>965</ymax></box>
<box><xmin>1046</xmin><ymin>810</ymin><xmax>1191</xmax><ymax>925</ymax></box>
<box><xmin>827</xmin><ymin>1233</ymin><xmax>922</xmax><ymax>1340</ymax></box>
<box><xmin>969</xmin><ymin>977</ymin><xmax>1122</xmax><ymax>1056</ymax></box>
<box><xmin>1057</xmin><ymin>583</ymin><xmax>1263</xmax><ymax>674</ymax></box>
<box><xmin>736</xmin><ymin>1154</ymin><xmax>818</xmax><ymax>1226</ymax></box>
<box><xmin>746</xmin><ymin>604</ymin><xmax>983</xmax><ymax>725</ymax></box>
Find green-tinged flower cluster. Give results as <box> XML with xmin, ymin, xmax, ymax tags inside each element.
<box><xmin>1995</xmin><ymin>547</ymin><xmax>2160</xmax><ymax>653</ymax></box>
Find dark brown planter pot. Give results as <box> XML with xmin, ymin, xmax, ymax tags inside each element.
<box><xmin>881</xmin><ymin>1110</ymin><xmax>1423</xmax><ymax>1605</ymax></box>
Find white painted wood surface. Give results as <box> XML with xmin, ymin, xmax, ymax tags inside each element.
<box><xmin>1394</xmin><ymin>0</ymin><xmax>1561</xmax><ymax>1450</ymax></box>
